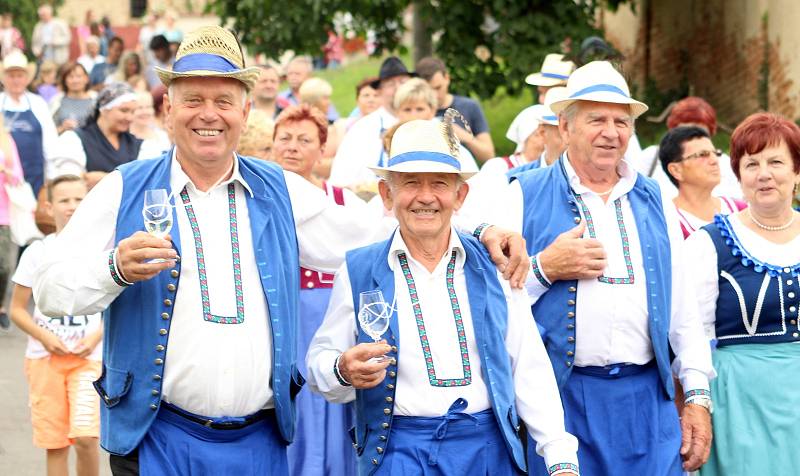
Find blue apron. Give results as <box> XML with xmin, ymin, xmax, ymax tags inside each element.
<box><xmin>4</xmin><ymin>95</ymin><xmax>45</xmax><ymax>195</ymax></box>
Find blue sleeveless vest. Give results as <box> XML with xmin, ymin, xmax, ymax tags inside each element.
<box><xmin>345</xmin><ymin>232</ymin><xmax>526</xmax><ymax>475</ymax></box>
<box><xmin>703</xmin><ymin>215</ymin><xmax>800</xmax><ymax>346</ymax></box>
<box><xmin>506</xmin><ymin>157</ymin><xmax>541</xmax><ymax>180</ymax></box>
<box><xmin>514</xmin><ymin>157</ymin><xmax>675</xmax><ymax>398</ymax></box>
<box><xmin>93</xmin><ymin>152</ymin><xmax>303</xmax><ymax>455</ymax></box>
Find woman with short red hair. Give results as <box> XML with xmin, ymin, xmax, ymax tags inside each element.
<box><xmin>684</xmin><ymin>112</ymin><xmax>800</xmax><ymax>476</ymax></box>
<box><xmin>273</xmin><ymin>103</ymin><xmax>363</xmax><ymax>476</ymax></box>
<box><xmin>638</xmin><ymin>96</ymin><xmax>741</xmax><ymax>199</ymax></box>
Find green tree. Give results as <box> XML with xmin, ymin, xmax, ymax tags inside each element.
<box><xmin>207</xmin><ymin>0</ymin><xmax>620</xmax><ymax>99</ymax></box>
<box><xmin>0</xmin><ymin>1</ymin><xmax>64</xmax><ymax>56</ymax></box>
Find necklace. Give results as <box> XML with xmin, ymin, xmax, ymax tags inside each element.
<box><xmin>748</xmin><ymin>209</ymin><xmax>796</xmax><ymax>231</ymax></box>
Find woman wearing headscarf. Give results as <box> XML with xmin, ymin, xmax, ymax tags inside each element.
<box><xmin>684</xmin><ymin>112</ymin><xmax>800</xmax><ymax>475</ymax></box>
<box><xmin>658</xmin><ymin>126</ymin><xmax>746</xmax><ymax>238</ymax></box>
<box><xmin>50</xmin><ymin>82</ymin><xmax>141</xmax><ymax>189</ymax></box>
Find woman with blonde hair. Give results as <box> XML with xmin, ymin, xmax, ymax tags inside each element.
<box><xmin>299</xmin><ymin>77</ymin><xmax>344</xmax><ymax>177</ymax></box>
<box><xmin>239</xmin><ymin>109</ymin><xmax>275</xmax><ymax>161</ymax></box>
<box><xmin>0</xmin><ymin>113</ymin><xmax>25</xmax><ymax>330</ymax></box>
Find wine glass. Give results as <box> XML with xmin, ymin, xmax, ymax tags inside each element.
<box><xmin>358</xmin><ymin>290</ymin><xmax>391</xmax><ymax>361</ymax></box>
<box><xmin>142</xmin><ymin>189</ymin><xmax>173</xmax><ymax>263</ymax></box>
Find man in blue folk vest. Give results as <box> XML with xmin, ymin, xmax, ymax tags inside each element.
<box><xmin>32</xmin><ymin>26</ymin><xmax>530</xmax><ymax>476</ymax></box>
<box><xmin>504</xmin><ymin>61</ymin><xmax>716</xmax><ymax>475</ymax></box>
<box><xmin>306</xmin><ymin>119</ymin><xmax>580</xmax><ymax>476</ymax></box>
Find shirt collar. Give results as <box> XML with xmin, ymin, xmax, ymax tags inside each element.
<box><xmin>169</xmin><ymin>149</ymin><xmax>254</xmax><ymax>198</ymax></box>
<box><xmin>562</xmin><ymin>152</ymin><xmax>637</xmax><ymax>200</ymax></box>
<box><xmin>387</xmin><ymin>226</ymin><xmax>466</xmax><ymax>273</ymax></box>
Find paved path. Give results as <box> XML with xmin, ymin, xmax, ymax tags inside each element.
<box><xmin>0</xmin><ymin>327</ymin><xmax>112</xmax><ymax>475</ymax></box>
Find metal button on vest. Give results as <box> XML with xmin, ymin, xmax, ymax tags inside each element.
<box><xmin>385</xmin><ymin>396</ymin><xmax>393</xmax><ymax>403</ymax></box>
<box><xmin>379</xmin><ymin>435</ymin><xmax>387</xmax><ymax>441</ymax></box>
<box><xmin>791</xmin><ymin>319</ymin><xmax>797</xmax><ymax>325</ymax></box>
<box><xmin>567</xmin><ymin>312</ymin><xmax>575</xmax><ymax>318</ymax></box>
<box><xmin>566</xmin><ymin>361</ymin><xmax>572</xmax><ymax>367</ymax></box>
<box><xmin>306</xmin><ymin>282</ymin><xmax>314</xmax><ymax>289</ymax></box>
<box><xmin>151</xmin><ymin>389</ymin><xmax>159</xmax><ymax>396</ymax></box>
<box><xmin>571</xmin><ymin>208</ymin><xmax>578</xmax><ymax>213</ymax></box>
<box><xmin>789</xmin><ymin>292</ymin><xmax>796</xmax><ymax>299</ymax></box>
<box><xmin>161</xmin><ymin>312</ymin><xmax>170</xmax><ymax>320</ymax></box>
<box><xmin>788</xmin><ymin>280</ymin><xmax>794</xmax><ymax>285</ymax></box>
<box><xmin>376</xmin><ymin>447</ymin><xmax>384</xmax><ymax>454</ymax></box>
<box><xmin>386</xmin><ymin>384</ymin><xmax>394</xmax><ymax>390</ymax></box>
<box><xmin>154</xmin><ymin>358</ymin><xmax>164</xmax><ymax>365</ymax></box>
<box><xmin>149</xmin><ymin>404</ymin><xmax>157</xmax><ymax>410</ymax></box>
<box><xmin>791</xmin><ymin>306</ymin><xmax>797</xmax><ymax>313</ymax></box>
<box><xmin>170</xmin><ymin>269</ymin><xmax>179</xmax><ymax>278</ymax></box>
<box><xmin>167</xmin><ymin>283</ymin><xmax>176</xmax><ymax>292</ymax></box>
<box><xmin>159</xmin><ymin>329</ymin><xmax>167</xmax><ymax>335</ymax></box>
<box><xmin>389</xmin><ymin>371</ymin><xmax>396</xmax><ymax>378</ymax></box>
<box><xmin>304</xmin><ymin>270</ymin><xmax>312</xmax><ymax>277</ymax></box>
<box><xmin>567</xmin><ymin>300</ymin><xmax>575</xmax><ymax>306</ymax></box>
<box><xmin>164</xmin><ymin>299</ymin><xmax>172</xmax><ymax>307</ymax></box>
<box><xmin>352</xmin><ymin>442</ymin><xmax>357</xmax><ymax>448</ymax></box>
<box><xmin>383</xmin><ymin>408</ymin><xmax>391</xmax><ymax>415</ymax></box>
<box><xmin>567</xmin><ymin>324</ymin><xmax>575</xmax><ymax>330</ymax></box>
<box><xmin>567</xmin><ymin>337</ymin><xmax>575</xmax><ymax>343</ymax></box>
<box><xmin>567</xmin><ymin>351</ymin><xmax>574</xmax><ymax>357</ymax></box>
<box><xmin>156</xmin><ymin>345</ymin><xmax>165</xmax><ymax>352</ymax></box>
<box><xmin>381</xmin><ymin>422</ymin><xmax>389</xmax><ymax>429</ymax></box>
<box><xmin>153</xmin><ymin>374</ymin><xmax>161</xmax><ymax>381</ymax></box>
<box><xmin>389</xmin><ymin>358</ymin><xmax>397</xmax><ymax>366</ymax></box>
<box><xmin>391</xmin><ymin>346</ymin><xmax>398</xmax><ymax>353</ymax></box>
<box><xmin>573</xmin><ymin>217</ymin><xmax>581</xmax><ymax>224</ymax></box>
<box><xmin>372</xmin><ymin>459</ymin><xmax>379</xmax><ymax>465</ymax></box>
<box><xmin>568</xmin><ymin>286</ymin><xmax>576</xmax><ymax>292</ymax></box>
<box><xmin>794</xmin><ymin>332</ymin><xmax>799</xmax><ymax>338</ymax></box>
<box><xmin>784</xmin><ymin>268</ymin><xmax>791</xmax><ymax>273</ymax></box>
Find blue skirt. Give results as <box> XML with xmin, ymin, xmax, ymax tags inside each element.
<box><xmin>138</xmin><ymin>404</ymin><xmax>287</xmax><ymax>476</ymax></box>
<box><xmin>288</xmin><ymin>288</ymin><xmax>356</xmax><ymax>476</ymax></box>
<box><xmin>529</xmin><ymin>362</ymin><xmax>682</xmax><ymax>476</ymax></box>
<box><xmin>376</xmin><ymin>403</ymin><xmax>521</xmax><ymax>476</ymax></box>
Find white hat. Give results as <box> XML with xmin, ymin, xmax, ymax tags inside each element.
<box><xmin>2</xmin><ymin>50</ymin><xmax>28</xmax><ymax>72</ymax></box>
<box><xmin>525</xmin><ymin>54</ymin><xmax>575</xmax><ymax>87</ymax></box>
<box><xmin>369</xmin><ymin>119</ymin><xmax>476</xmax><ymax>180</ymax></box>
<box><xmin>506</xmin><ymin>105</ymin><xmax>549</xmax><ymax>152</ymax></box>
<box><xmin>548</xmin><ymin>61</ymin><xmax>649</xmax><ymax>118</ymax></box>
<box><xmin>540</xmin><ymin>87</ymin><xmax>568</xmax><ymax>126</ymax></box>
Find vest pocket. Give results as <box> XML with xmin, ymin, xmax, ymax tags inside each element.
<box><xmin>93</xmin><ymin>365</ymin><xmax>132</xmax><ymax>408</ymax></box>
<box><xmin>508</xmin><ymin>406</ymin><xmax>521</xmax><ymax>433</ymax></box>
<box><xmin>290</xmin><ymin>365</ymin><xmax>305</xmax><ymax>400</ymax></box>
<box><xmin>350</xmin><ymin>425</ymin><xmax>369</xmax><ymax>456</ymax></box>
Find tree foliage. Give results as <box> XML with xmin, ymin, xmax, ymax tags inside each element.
<box><xmin>208</xmin><ymin>0</ymin><xmax>623</xmax><ymax>99</ymax></box>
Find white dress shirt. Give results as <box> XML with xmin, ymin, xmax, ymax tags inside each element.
<box><xmin>0</xmin><ymin>92</ymin><xmax>59</xmax><ymax>164</ymax></box>
<box><xmin>475</xmin><ymin>155</ymin><xmax>714</xmax><ymax>392</ymax></box>
<box><xmin>685</xmin><ymin>213</ymin><xmax>800</xmax><ymax>340</ymax></box>
<box><xmin>329</xmin><ymin>106</ymin><xmax>397</xmax><ymax>187</ymax></box>
<box><xmin>33</xmin><ymin>154</ymin><xmax>386</xmax><ymax>417</ymax></box>
<box><xmin>306</xmin><ymin>228</ymin><xmax>579</xmax><ymax>469</ymax></box>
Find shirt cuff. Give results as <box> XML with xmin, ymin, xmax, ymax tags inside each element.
<box><xmin>472</xmin><ymin>222</ymin><xmax>491</xmax><ymax>241</ymax></box>
<box><xmin>531</xmin><ymin>253</ymin><xmax>552</xmax><ymax>288</ymax></box>
<box><xmin>107</xmin><ymin>248</ymin><xmax>132</xmax><ymax>288</ymax></box>
<box><xmin>541</xmin><ymin>440</ymin><xmax>580</xmax><ymax>476</ymax></box>
<box><xmin>333</xmin><ymin>354</ymin><xmax>352</xmax><ymax>387</ymax></box>
<box><xmin>679</xmin><ymin>369</ymin><xmax>710</xmax><ymax>396</ymax></box>
<box><xmin>550</xmin><ymin>463</ymin><xmax>580</xmax><ymax>475</ymax></box>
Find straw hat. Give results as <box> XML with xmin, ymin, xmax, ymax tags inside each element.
<box><xmin>525</xmin><ymin>54</ymin><xmax>575</xmax><ymax>87</ymax></box>
<box><xmin>369</xmin><ymin>118</ymin><xmax>476</xmax><ymax>180</ymax></box>
<box><xmin>548</xmin><ymin>61</ymin><xmax>648</xmax><ymax>118</ymax></box>
<box><xmin>155</xmin><ymin>26</ymin><xmax>260</xmax><ymax>90</ymax></box>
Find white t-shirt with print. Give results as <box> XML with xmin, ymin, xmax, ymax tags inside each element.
<box><xmin>13</xmin><ymin>234</ymin><xmax>103</xmax><ymax>361</ymax></box>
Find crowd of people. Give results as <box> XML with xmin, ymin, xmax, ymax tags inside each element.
<box><xmin>0</xmin><ymin>7</ymin><xmax>798</xmax><ymax>476</ymax></box>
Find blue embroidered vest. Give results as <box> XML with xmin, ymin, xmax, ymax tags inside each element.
<box><xmin>506</xmin><ymin>157</ymin><xmax>542</xmax><ymax>180</ymax></box>
<box><xmin>514</xmin><ymin>157</ymin><xmax>675</xmax><ymax>398</ymax></box>
<box><xmin>345</xmin><ymin>232</ymin><xmax>526</xmax><ymax>475</ymax></box>
<box><xmin>93</xmin><ymin>152</ymin><xmax>303</xmax><ymax>455</ymax></box>
<box><xmin>703</xmin><ymin>215</ymin><xmax>800</xmax><ymax>346</ymax></box>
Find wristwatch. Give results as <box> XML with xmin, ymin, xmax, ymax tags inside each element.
<box><xmin>687</xmin><ymin>396</ymin><xmax>713</xmax><ymax>414</ymax></box>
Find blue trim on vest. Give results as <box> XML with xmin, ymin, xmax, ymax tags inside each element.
<box><xmin>702</xmin><ymin>217</ymin><xmax>800</xmax><ymax>346</ymax></box>
<box><xmin>515</xmin><ymin>156</ymin><xmax>675</xmax><ymax>398</ymax></box>
<box><xmin>569</xmin><ymin>83</ymin><xmax>630</xmax><ymax>99</ymax></box>
<box><xmin>96</xmin><ymin>152</ymin><xmax>302</xmax><ymax>455</ymax></box>
<box><xmin>388</xmin><ymin>151</ymin><xmax>461</xmax><ymax>170</ymax></box>
<box><xmin>172</xmin><ymin>53</ymin><xmax>241</xmax><ymax>74</ymax></box>
<box><xmin>541</xmin><ymin>72</ymin><xmax>569</xmax><ymax>80</ymax></box>
<box><xmin>345</xmin><ymin>231</ymin><xmax>525</xmax><ymax>475</ymax></box>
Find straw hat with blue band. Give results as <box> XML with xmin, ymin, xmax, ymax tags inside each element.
<box><xmin>547</xmin><ymin>61</ymin><xmax>649</xmax><ymax>118</ymax></box>
<box><xmin>155</xmin><ymin>26</ymin><xmax>260</xmax><ymax>91</ymax></box>
<box><xmin>525</xmin><ymin>53</ymin><xmax>576</xmax><ymax>87</ymax></box>
<box><xmin>369</xmin><ymin>118</ymin><xmax>476</xmax><ymax>180</ymax></box>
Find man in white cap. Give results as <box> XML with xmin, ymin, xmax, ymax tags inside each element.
<box><xmin>525</xmin><ymin>53</ymin><xmax>575</xmax><ymax>104</ymax></box>
<box><xmin>33</xmin><ymin>26</ymin><xmax>529</xmax><ymax>476</ymax></box>
<box><xmin>497</xmin><ymin>61</ymin><xmax>715</xmax><ymax>475</ymax></box>
<box><xmin>306</xmin><ymin>118</ymin><xmax>579</xmax><ymax>476</ymax></box>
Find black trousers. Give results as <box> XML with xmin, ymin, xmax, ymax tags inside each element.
<box><xmin>109</xmin><ymin>448</ymin><xmax>139</xmax><ymax>476</ymax></box>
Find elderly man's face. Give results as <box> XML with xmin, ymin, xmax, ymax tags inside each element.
<box><xmin>560</xmin><ymin>101</ymin><xmax>632</xmax><ymax>174</ymax></box>
<box><xmin>286</xmin><ymin>62</ymin><xmax>310</xmax><ymax>91</ymax></box>
<box><xmin>2</xmin><ymin>69</ymin><xmax>31</xmax><ymax>96</ymax></box>
<box><xmin>165</xmin><ymin>77</ymin><xmax>249</xmax><ymax>166</ymax></box>
<box><xmin>254</xmin><ymin>68</ymin><xmax>280</xmax><ymax>101</ymax></box>
<box><xmin>379</xmin><ymin>172</ymin><xmax>468</xmax><ymax>243</ymax></box>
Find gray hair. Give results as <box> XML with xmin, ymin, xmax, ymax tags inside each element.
<box><xmin>560</xmin><ymin>101</ymin><xmax>636</xmax><ymax>133</ymax></box>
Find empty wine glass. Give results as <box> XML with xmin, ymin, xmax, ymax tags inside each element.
<box><xmin>358</xmin><ymin>290</ymin><xmax>391</xmax><ymax>361</ymax></box>
<box><xmin>142</xmin><ymin>189</ymin><xmax>173</xmax><ymax>263</ymax></box>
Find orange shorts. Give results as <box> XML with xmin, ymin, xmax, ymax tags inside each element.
<box><xmin>24</xmin><ymin>355</ymin><xmax>102</xmax><ymax>449</ymax></box>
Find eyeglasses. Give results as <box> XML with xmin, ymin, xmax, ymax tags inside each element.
<box><xmin>681</xmin><ymin>149</ymin><xmax>723</xmax><ymax>161</ymax></box>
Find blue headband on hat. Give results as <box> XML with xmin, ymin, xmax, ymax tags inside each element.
<box><xmin>569</xmin><ymin>83</ymin><xmax>630</xmax><ymax>99</ymax></box>
<box><xmin>172</xmin><ymin>53</ymin><xmax>241</xmax><ymax>74</ymax></box>
<box><xmin>388</xmin><ymin>151</ymin><xmax>461</xmax><ymax>170</ymax></box>
<box><xmin>541</xmin><ymin>72</ymin><xmax>569</xmax><ymax>80</ymax></box>
<box><xmin>542</xmin><ymin>114</ymin><xmax>558</xmax><ymax>121</ymax></box>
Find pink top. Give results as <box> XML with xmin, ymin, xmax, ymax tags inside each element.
<box><xmin>0</xmin><ymin>136</ymin><xmax>27</xmax><ymax>226</ymax></box>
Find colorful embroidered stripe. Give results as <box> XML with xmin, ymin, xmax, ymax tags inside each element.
<box><xmin>180</xmin><ymin>184</ymin><xmax>245</xmax><ymax>324</ymax></box>
<box><xmin>398</xmin><ymin>251</ymin><xmax>471</xmax><ymax>387</ymax></box>
<box><xmin>472</xmin><ymin>222</ymin><xmax>490</xmax><ymax>240</ymax></box>
<box><xmin>548</xmin><ymin>462</ymin><xmax>579</xmax><ymax>475</ymax></box>
<box><xmin>108</xmin><ymin>249</ymin><xmax>131</xmax><ymax>287</ymax></box>
<box><xmin>684</xmin><ymin>388</ymin><xmax>711</xmax><ymax>400</ymax></box>
<box><xmin>531</xmin><ymin>254</ymin><xmax>550</xmax><ymax>288</ymax></box>
<box><xmin>333</xmin><ymin>354</ymin><xmax>352</xmax><ymax>387</ymax></box>
<box><xmin>574</xmin><ymin>195</ymin><xmax>635</xmax><ymax>284</ymax></box>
